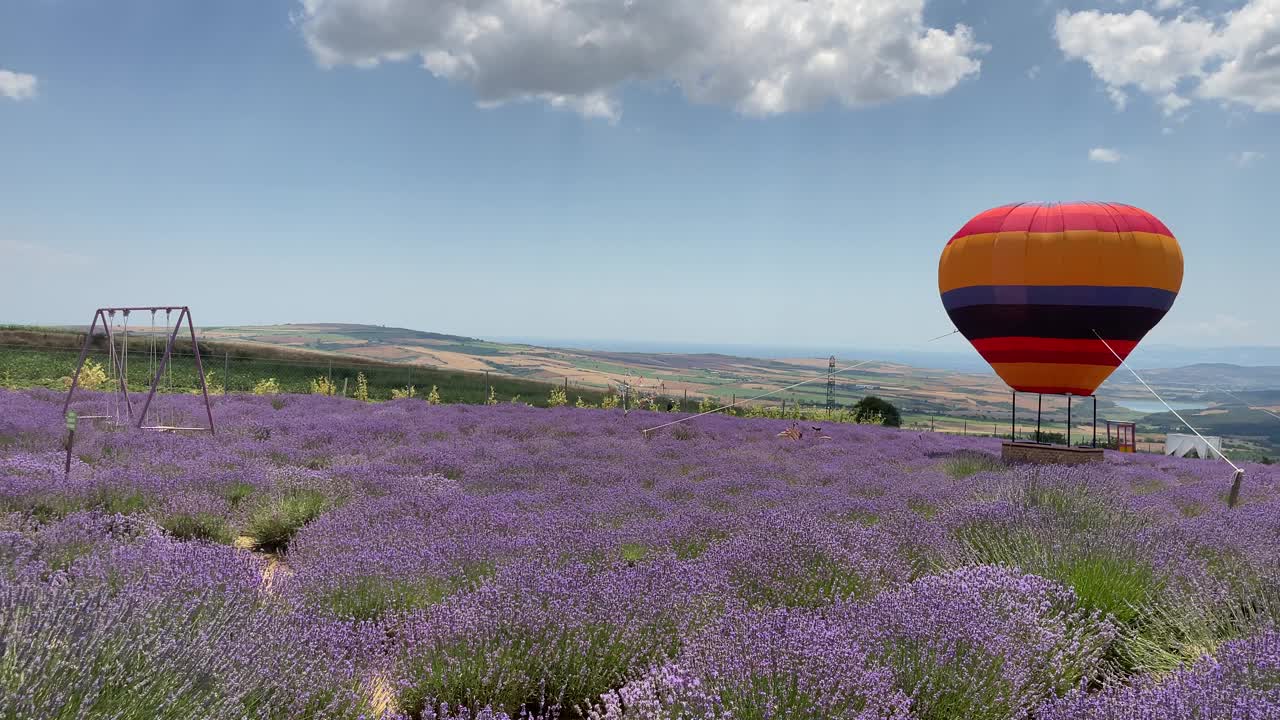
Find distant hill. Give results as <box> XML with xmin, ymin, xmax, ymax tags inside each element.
<box><xmin>191</xmin><ymin>326</ymin><xmax>1280</xmax><ymax>416</ymax></box>
<box><xmin>6</xmin><ymin>322</ymin><xmax>1277</xmax><ymax>454</ymax></box>
<box><xmin>1125</xmin><ymin>344</ymin><xmax>1280</xmax><ymax>369</ymax></box>
<box><xmin>191</xmin><ymin>323</ymin><xmax>1024</xmax><ymax>417</ymax></box>
<box><xmin>1103</xmin><ymin>363</ymin><xmax>1280</xmax><ymax>393</ymax></box>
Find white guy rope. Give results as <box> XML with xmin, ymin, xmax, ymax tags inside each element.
<box><xmin>1092</xmin><ymin>330</ymin><xmax>1241</xmax><ymax>472</ymax></box>
<box><xmin>641</xmin><ymin>329</ymin><xmax>962</xmax><ymax>436</ymax></box>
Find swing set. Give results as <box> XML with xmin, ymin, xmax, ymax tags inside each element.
<box><xmin>63</xmin><ymin>306</ymin><xmax>216</xmax><ymax>434</ymax></box>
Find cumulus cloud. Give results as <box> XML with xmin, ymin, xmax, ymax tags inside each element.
<box><xmin>1089</xmin><ymin>147</ymin><xmax>1122</xmax><ymax>163</ymax></box>
<box><xmin>1027</xmin><ymin>64</ymin><xmax>1042</xmax><ymax>80</ymax></box>
<box><xmin>0</xmin><ymin>69</ymin><xmax>38</xmax><ymax>101</ymax></box>
<box><xmin>295</xmin><ymin>0</ymin><xmax>988</xmax><ymax>120</ymax></box>
<box><xmin>1234</xmin><ymin>150</ymin><xmax>1264</xmax><ymax>167</ymax></box>
<box><xmin>1055</xmin><ymin>1</ymin><xmax>1280</xmax><ymax>115</ymax></box>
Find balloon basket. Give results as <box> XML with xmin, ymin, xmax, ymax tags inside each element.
<box><xmin>1002</xmin><ymin>442</ymin><xmax>1104</xmax><ymax>466</ymax></box>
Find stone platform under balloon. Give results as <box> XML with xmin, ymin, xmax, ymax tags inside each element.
<box><xmin>1001</xmin><ymin>441</ymin><xmax>1103</xmax><ymax>465</ymax></box>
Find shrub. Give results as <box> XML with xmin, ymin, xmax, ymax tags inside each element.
<box><xmin>1040</xmin><ymin>630</ymin><xmax>1280</xmax><ymax>719</ymax></box>
<box><xmin>853</xmin><ymin>397</ymin><xmax>901</xmax><ymax>427</ymax></box>
<box><xmin>310</xmin><ymin>376</ymin><xmax>337</xmax><ymax>396</ymax></box>
<box><xmin>353</xmin><ymin>372</ymin><xmax>369</xmax><ymax>402</ymax></box>
<box><xmin>655</xmin><ymin>609</ymin><xmax>910</xmax><ymax>720</ymax></box>
<box><xmin>427</xmin><ymin>385</ymin><xmax>442</xmax><ymax>405</ymax></box>
<box><xmin>160</xmin><ymin>512</ymin><xmax>235</xmax><ymax>545</ymax></box>
<box><xmin>391</xmin><ymin>385</ymin><xmax>417</xmax><ymax>400</ymax></box>
<box><xmin>218</xmin><ymin>481</ymin><xmax>256</xmax><ymax>508</ymax></box>
<box><xmin>486</xmin><ymin>386</ymin><xmax>498</xmax><ymax>405</ymax></box>
<box><xmin>941</xmin><ymin>451</ymin><xmax>1005</xmax><ymax>479</ymax></box>
<box><xmin>548</xmin><ymin>387</ymin><xmax>568</xmax><ymax>408</ymax></box>
<box><xmin>252</xmin><ymin>378</ymin><xmax>281</xmax><ymax>395</ymax></box>
<box><xmin>396</xmin><ymin>562</ymin><xmax>703</xmax><ymax>717</ymax></box>
<box><xmin>247</xmin><ymin>489</ymin><xmax>330</xmax><ymax>553</ymax></box>
<box><xmin>697</xmin><ymin>395</ymin><xmax>719</xmax><ymax>413</ymax></box>
<box><xmin>600</xmin><ymin>394</ymin><xmax>620</xmax><ymax>410</ymax></box>
<box><xmin>69</xmin><ymin>359</ymin><xmax>111</xmax><ymax>391</ymax></box>
<box><xmin>854</xmin><ymin>566</ymin><xmax>1115</xmax><ymax>720</ymax></box>
<box><xmin>952</xmin><ymin>480</ymin><xmax>1209</xmax><ymax>676</ymax></box>
<box><xmin>312</xmin><ymin>576</ymin><xmax>449</xmax><ymax>621</ymax></box>
<box><xmin>0</xmin><ymin>565</ymin><xmax>376</xmax><ymax>720</ymax></box>
<box><xmin>193</xmin><ymin>369</ymin><xmax>222</xmax><ymax>395</ymax></box>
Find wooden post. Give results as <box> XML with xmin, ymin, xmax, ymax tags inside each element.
<box><xmin>963</xmin><ymin>420</ymin><xmax>967</xmax><ymax>435</ymax></box>
<box><xmin>931</xmin><ymin>416</ymin><xmax>935</xmax><ymax>432</ymax></box>
<box><xmin>1228</xmin><ymin>469</ymin><xmax>1245</xmax><ymax>508</ymax></box>
<box><xmin>342</xmin><ymin>377</ymin><xmax>348</xmax><ymax>397</ymax></box>
<box><xmin>683</xmin><ymin>388</ymin><xmax>688</xmax><ymax>412</ymax></box>
<box><xmin>224</xmin><ymin>351</ymin><xmax>230</xmax><ymax>395</ymax></box>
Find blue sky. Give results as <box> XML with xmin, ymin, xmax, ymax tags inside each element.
<box><xmin>1</xmin><ymin>0</ymin><xmax>1277</xmax><ymax>355</ymax></box>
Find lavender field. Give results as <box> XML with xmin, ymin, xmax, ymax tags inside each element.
<box><xmin>2</xmin><ymin>387</ymin><xmax>1279</xmax><ymax>719</ymax></box>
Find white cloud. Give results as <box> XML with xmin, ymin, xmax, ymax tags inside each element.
<box><xmin>1152</xmin><ymin>0</ymin><xmax>1185</xmax><ymax>10</ymax></box>
<box><xmin>296</xmin><ymin>0</ymin><xmax>989</xmax><ymax>120</ymax></box>
<box><xmin>1234</xmin><ymin>150</ymin><xmax>1265</xmax><ymax>166</ymax></box>
<box><xmin>1055</xmin><ymin>1</ymin><xmax>1280</xmax><ymax>115</ymax></box>
<box><xmin>0</xmin><ymin>239</ymin><xmax>91</xmax><ymax>266</ymax></box>
<box><xmin>0</xmin><ymin>69</ymin><xmax>38</xmax><ymax>101</ymax></box>
<box><xmin>1107</xmin><ymin>85</ymin><xmax>1129</xmax><ymax>110</ymax></box>
<box><xmin>1181</xmin><ymin>313</ymin><xmax>1254</xmax><ymax>340</ymax></box>
<box><xmin>1027</xmin><ymin>64</ymin><xmax>1042</xmax><ymax>79</ymax></box>
<box><xmin>1089</xmin><ymin>146</ymin><xmax>1122</xmax><ymax>162</ymax></box>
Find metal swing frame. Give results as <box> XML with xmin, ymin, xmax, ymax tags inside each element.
<box><xmin>63</xmin><ymin>306</ymin><xmax>216</xmax><ymax>434</ymax></box>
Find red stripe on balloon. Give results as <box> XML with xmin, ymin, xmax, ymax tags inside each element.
<box><xmin>972</xmin><ymin>337</ymin><xmax>1138</xmax><ymax>368</ymax></box>
<box><xmin>948</xmin><ymin>202</ymin><xmax>1171</xmax><ymax>244</ymax></box>
<box><xmin>978</xmin><ymin>350</ymin><xmax>1123</xmax><ymax>366</ymax></box>
<box><xmin>971</xmin><ymin>337</ymin><xmax>1139</xmax><ymax>355</ymax></box>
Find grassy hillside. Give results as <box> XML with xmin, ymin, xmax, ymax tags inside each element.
<box><xmin>0</xmin><ymin>328</ymin><xmax>609</xmax><ymax>407</ymax></box>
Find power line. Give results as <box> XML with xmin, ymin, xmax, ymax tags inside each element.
<box><xmin>1217</xmin><ymin>387</ymin><xmax>1280</xmax><ymax>423</ymax></box>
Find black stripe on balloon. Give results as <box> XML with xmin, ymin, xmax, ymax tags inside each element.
<box><xmin>945</xmin><ymin>304</ymin><xmax>1168</xmax><ymax>341</ymax></box>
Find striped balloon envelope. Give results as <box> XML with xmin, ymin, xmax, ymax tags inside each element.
<box><xmin>938</xmin><ymin>202</ymin><xmax>1183</xmax><ymax>396</ymax></box>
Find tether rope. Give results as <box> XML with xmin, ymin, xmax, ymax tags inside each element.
<box><xmin>1093</xmin><ymin>330</ymin><xmax>1241</xmax><ymax>472</ymax></box>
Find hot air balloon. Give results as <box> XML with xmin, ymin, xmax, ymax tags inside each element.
<box><xmin>939</xmin><ymin>202</ymin><xmax>1183</xmax><ymax>450</ymax></box>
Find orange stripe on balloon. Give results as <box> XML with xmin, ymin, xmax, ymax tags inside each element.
<box><xmin>988</xmin><ymin>361</ymin><xmax>1121</xmax><ymax>396</ymax></box>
